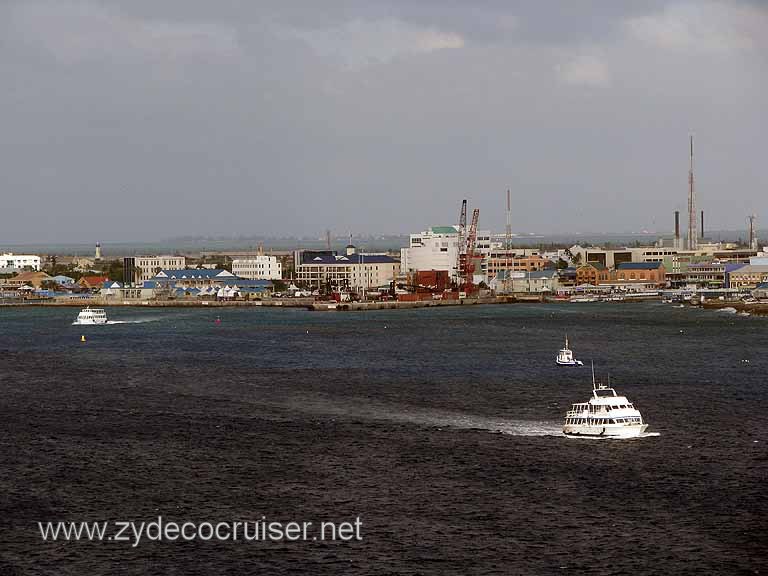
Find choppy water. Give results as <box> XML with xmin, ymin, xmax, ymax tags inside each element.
<box><xmin>1</xmin><ymin>303</ymin><xmax>766</xmax><ymax>574</ymax></box>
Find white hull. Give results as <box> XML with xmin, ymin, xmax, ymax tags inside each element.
<box><xmin>73</xmin><ymin>318</ymin><xmax>108</xmax><ymax>325</ymax></box>
<box><xmin>556</xmin><ymin>360</ymin><xmax>583</xmax><ymax>366</ymax></box>
<box><xmin>563</xmin><ymin>423</ymin><xmax>648</xmax><ymax>438</ymax></box>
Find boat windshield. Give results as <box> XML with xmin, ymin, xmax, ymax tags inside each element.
<box><xmin>593</xmin><ymin>388</ymin><xmax>617</xmax><ymax>397</ymax></box>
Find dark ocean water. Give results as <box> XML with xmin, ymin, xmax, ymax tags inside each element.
<box><xmin>0</xmin><ymin>303</ymin><xmax>766</xmax><ymax>575</ymax></box>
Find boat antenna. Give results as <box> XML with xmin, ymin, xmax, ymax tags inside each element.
<box><xmin>591</xmin><ymin>361</ymin><xmax>596</xmax><ymax>390</ymax></box>
<box><xmin>565</xmin><ymin>333</ymin><xmax>568</xmax><ymax>348</ymax></box>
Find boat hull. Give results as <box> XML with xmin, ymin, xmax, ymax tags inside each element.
<box><xmin>73</xmin><ymin>318</ymin><xmax>108</xmax><ymax>325</ymax></box>
<box><xmin>556</xmin><ymin>360</ymin><xmax>583</xmax><ymax>366</ymax></box>
<box><xmin>563</xmin><ymin>424</ymin><xmax>648</xmax><ymax>438</ymax></box>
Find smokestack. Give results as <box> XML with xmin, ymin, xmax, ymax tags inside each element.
<box><xmin>674</xmin><ymin>211</ymin><xmax>680</xmax><ymax>248</ymax></box>
<box><xmin>700</xmin><ymin>210</ymin><xmax>704</xmax><ymax>239</ymax></box>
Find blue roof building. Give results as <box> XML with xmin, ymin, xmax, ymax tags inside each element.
<box><xmin>150</xmin><ymin>269</ymin><xmax>273</xmax><ymax>294</ymax></box>
<box><xmin>294</xmin><ymin>250</ymin><xmax>400</xmax><ymax>291</ymax></box>
<box><xmin>52</xmin><ymin>275</ymin><xmax>76</xmax><ymax>285</ymax></box>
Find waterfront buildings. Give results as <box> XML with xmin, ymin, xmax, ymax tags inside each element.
<box><xmin>294</xmin><ymin>248</ymin><xmax>399</xmax><ymax>292</ymax></box>
<box><xmin>3</xmin><ymin>271</ymin><xmax>52</xmax><ymax>289</ymax></box>
<box><xmin>150</xmin><ymin>268</ymin><xmax>271</xmax><ymax>291</ymax></box>
<box><xmin>231</xmin><ymin>255</ymin><xmax>282</xmax><ymax>280</ymax></box>
<box><xmin>0</xmin><ymin>253</ymin><xmax>41</xmax><ymax>272</ymax></box>
<box><xmin>615</xmin><ymin>262</ymin><xmax>666</xmax><ymax>286</ymax></box>
<box><xmin>51</xmin><ymin>275</ymin><xmax>76</xmax><ymax>286</ymax></box>
<box><xmin>726</xmin><ymin>265</ymin><xmax>768</xmax><ymax>289</ymax></box>
<box><xmin>400</xmin><ymin>226</ymin><xmax>461</xmax><ymax>281</ymax></box>
<box><xmin>568</xmin><ymin>245</ymin><xmax>677</xmax><ymax>268</ymax></box>
<box><xmin>576</xmin><ymin>262</ymin><xmax>612</xmax><ymax>285</ymax></box>
<box><xmin>486</xmin><ymin>253</ymin><xmax>549</xmax><ymax>277</ymax></box>
<box><xmin>676</xmin><ymin>262</ymin><xmax>726</xmax><ymax>289</ymax></box>
<box><xmin>490</xmin><ymin>270</ymin><xmax>560</xmax><ymax>293</ymax></box>
<box><xmin>77</xmin><ymin>275</ymin><xmax>110</xmax><ymax>291</ymax></box>
<box><xmin>147</xmin><ymin>269</ymin><xmax>273</xmax><ymax>299</ymax></box>
<box><xmin>400</xmin><ymin>225</ymin><xmax>491</xmax><ymax>282</ymax></box>
<box><xmin>150</xmin><ymin>269</ymin><xmax>237</xmax><ymax>288</ymax></box>
<box><xmin>123</xmin><ymin>255</ymin><xmax>187</xmax><ymax>286</ymax></box>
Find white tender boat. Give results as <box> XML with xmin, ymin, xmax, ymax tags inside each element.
<box><xmin>570</xmin><ymin>295</ymin><xmax>597</xmax><ymax>303</ymax></box>
<box><xmin>556</xmin><ymin>335</ymin><xmax>583</xmax><ymax>366</ymax></box>
<box><xmin>73</xmin><ymin>307</ymin><xmax>108</xmax><ymax>325</ymax></box>
<box><xmin>563</xmin><ymin>368</ymin><xmax>648</xmax><ymax>439</ymax></box>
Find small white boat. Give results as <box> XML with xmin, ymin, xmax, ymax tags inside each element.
<box><xmin>570</xmin><ymin>296</ymin><xmax>597</xmax><ymax>303</ymax></box>
<box><xmin>563</xmin><ymin>366</ymin><xmax>648</xmax><ymax>439</ymax></box>
<box><xmin>73</xmin><ymin>307</ymin><xmax>108</xmax><ymax>325</ymax></box>
<box><xmin>556</xmin><ymin>335</ymin><xmax>583</xmax><ymax>366</ymax></box>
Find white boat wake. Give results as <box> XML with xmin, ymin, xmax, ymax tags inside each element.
<box><xmin>717</xmin><ymin>307</ymin><xmax>738</xmax><ymax>314</ymax></box>
<box><xmin>278</xmin><ymin>397</ymin><xmax>563</xmax><ymax>437</ymax></box>
<box><xmin>72</xmin><ymin>318</ymin><xmax>161</xmax><ymax>326</ymax></box>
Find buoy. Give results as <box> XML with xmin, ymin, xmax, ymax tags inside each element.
<box><xmin>215</xmin><ymin>317</ymin><xmax>221</xmax><ymax>324</ymax></box>
<box><xmin>81</xmin><ymin>335</ymin><xmax>86</xmax><ymax>342</ymax></box>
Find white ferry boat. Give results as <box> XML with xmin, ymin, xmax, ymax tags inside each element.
<box><xmin>556</xmin><ymin>335</ymin><xmax>583</xmax><ymax>366</ymax></box>
<box><xmin>563</xmin><ymin>368</ymin><xmax>648</xmax><ymax>438</ymax></box>
<box><xmin>73</xmin><ymin>307</ymin><xmax>108</xmax><ymax>325</ymax></box>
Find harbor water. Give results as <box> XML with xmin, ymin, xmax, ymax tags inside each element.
<box><xmin>0</xmin><ymin>303</ymin><xmax>766</xmax><ymax>574</ymax></box>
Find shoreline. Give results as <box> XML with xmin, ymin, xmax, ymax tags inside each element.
<box><xmin>3</xmin><ymin>296</ymin><xmax>767</xmax><ymax>315</ymax></box>
<box><xmin>0</xmin><ymin>295</ymin><xmax>542</xmax><ymax>311</ymax></box>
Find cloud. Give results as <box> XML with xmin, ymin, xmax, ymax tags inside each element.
<box><xmin>624</xmin><ymin>1</ymin><xmax>764</xmax><ymax>54</ymax></box>
<box><xmin>11</xmin><ymin>1</ymin><xmax>239</xmax><ymax>63</ymax></box>
<box><xmin>288</xmin><ymin>18</ymin><xmax>464</xmax><ymax>69</ymax></box>
<box><xmin>556</xmin><ymin>51</ymin><xmax>610</xmax><ymax>86</ymax></box>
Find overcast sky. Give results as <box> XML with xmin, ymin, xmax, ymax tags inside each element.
<box><xmin>0</xmin><ymin>1</ymin><xmax>765</xmax><ymax>243</ymax></box>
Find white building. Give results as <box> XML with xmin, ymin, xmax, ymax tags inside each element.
<box><xmin>0</xmin><ymin>253</ymin><xmax>41</xmax><ymax>271</ymax></box>
<box><xmin>400</xmin><ymin>225</ymin><xmax>492</xmax><ymax>282</ymax></box>
<box><xmin>294</xmin><ymin>248</ymin><xmax>399</xmax><ymax>292</ymax></box>
<box><xmin>232</xmin><ymin>256</ymin><xmax>282</xmax><ymax>280</ymax></box>
<box><xmin>490</xmin><ymin>270</ymin><xmax>560</xmax><ymax>294</ymax></box>
<box><xmin>123</xmin><ymin>255</ymin><xmax>187</xmax><ymax>286</ymax></box>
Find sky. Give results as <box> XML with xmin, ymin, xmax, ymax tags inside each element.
<box><xmin>0</xmin><ymin>0</ymin><xmax>766</xmax><ymax>244</ymax></box>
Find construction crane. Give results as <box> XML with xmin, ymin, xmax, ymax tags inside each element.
<box><xmin>463</xmin><ymin>208</ymin><xmax>480</xmax><ymax>294</ymax></box>
<box><xmin>456</xmin><ymin>199</ymin><xmax>467</xmax><ymax>286</ymax></box>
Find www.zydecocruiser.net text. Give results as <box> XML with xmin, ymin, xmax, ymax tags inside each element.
<box><xmin>38</xmin><ymin>516</ymin><xmax>364</xmax><ymax>547</ymax></box>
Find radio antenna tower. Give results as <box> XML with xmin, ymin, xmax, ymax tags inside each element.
<box><xmin>505</xmin><ymin>189</ymin><xmax>512</xmax><ymax>292</ymax></box>
<box><xmin>687</xmin><ymin>135</ymin><xmax>698</xmax><ymax>250</ymax></box>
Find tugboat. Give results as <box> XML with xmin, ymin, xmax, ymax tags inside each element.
<box><xmin>556</xmin><ymin>335</ymin><xmax>583</xmax><ymax>366</ymax></box>
<box><xmin>73</xmin><ymin>307</ymin><xmax>108</xmax><ymax>325</ymax></box>
<box><xmin>563</xmin><ymin>365</ymin><xmax>648</xmax><ymax>439</ymax></box>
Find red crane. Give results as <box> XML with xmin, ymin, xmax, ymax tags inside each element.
<box><xmin>463</xmin><ymin>208</ymin><xmax>480</xmax><ymax>294</ymax></box>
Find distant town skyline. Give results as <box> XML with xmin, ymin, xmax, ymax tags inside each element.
<box><xmin>1</xmin><ymin>0</ymin><xmax>766</xmax><ymax>244</ymax></box>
